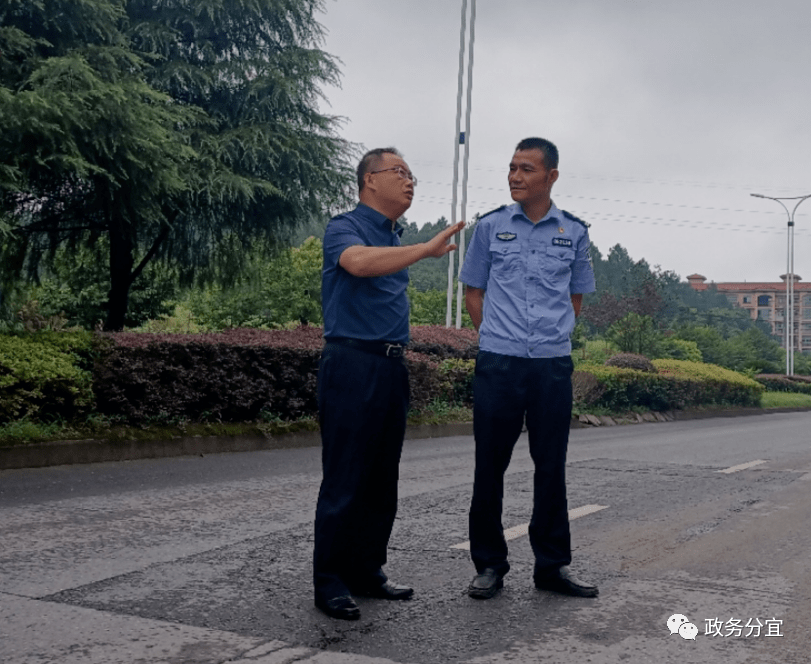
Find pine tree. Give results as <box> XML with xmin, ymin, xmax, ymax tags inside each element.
<box><xmin>1</xmin><ymin>0</ymin><xmax>354</xmax><ymax>329</ymax></box>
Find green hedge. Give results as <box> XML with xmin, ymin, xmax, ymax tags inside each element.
<box><xmin>0</xmin><ymin>329</ymin><xmax>773</xmax><ymax>428</ymax></box>
<box><xmin>0</xmin><ymin>331</ymin><xmax>96</xmax><ymax>423</ymax></box>
<box><xmin>576</xmin><ymin>359</ymin><xmax>763</xmax><ymax>411</ymax></box>
<box><xmin>755</xmin><ymin>374</ymin><xmax>811</xmax><ymax>396</ymax></box>
<box><xmin>438</xmin><ymin>358</ymin><xmax>475</xmax><ymax>406</ymax></box>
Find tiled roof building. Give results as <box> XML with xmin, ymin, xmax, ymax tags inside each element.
<box><xmin>687</xmin><ymin>274</ymin><xmax>811</xmax><ymax>351</ymax></box>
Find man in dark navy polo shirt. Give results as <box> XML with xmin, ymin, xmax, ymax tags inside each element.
<box><xmin>313</xmin><ymin>147</ymin><xmax>465</xmax><ymax>620</ymax></box>
<box><xmin>460</xmin><ymin>137</ymin><xmax>598</xmax><ymax>601</ymax></box>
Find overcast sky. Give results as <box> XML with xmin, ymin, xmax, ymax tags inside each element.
<box><xmin>316</xmin><ymin>0</ymin><xmax>811</xmax><ymax>284</ymax></box>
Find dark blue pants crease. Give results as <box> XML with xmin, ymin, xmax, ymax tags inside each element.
<box><xmin>469</xmin><ymin>350</ymin><xmax>574</xmax><ymax>579</ymax></box>
<box><xmin>313</xmin><ymin>342</ymin><xmax>409</xmax><ymax>601</ymax></box>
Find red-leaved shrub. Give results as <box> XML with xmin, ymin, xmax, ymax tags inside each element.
<box><xmin>94</xmin><ymin>325</ymin><xmax>480</xmax><ymax>423</ymax></box>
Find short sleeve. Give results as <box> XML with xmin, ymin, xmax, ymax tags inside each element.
<box><xmin>459</xmin><ymin>220</ymin><xmax>491</xmax><ymax>289</ymax></box>
<box><xmin>323</xmin><ymin>216</ymin><xmax>365</xmax><ymax>270</ymax></box>
<box><xmin>569</xmin><ymin>228</ymin><xmax>596</xmax><ymax>294</ymax></box>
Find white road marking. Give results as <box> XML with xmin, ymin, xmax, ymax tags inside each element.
<box><xmin>449</xmin><ymin>504</ymin><xmax>609</xmax><ymax>551</ymax></box>
<box><xmin>569</xmin><ymin>504</ymin><xmax>610</xmax><ymax>520</ymax></box>
<box><xmin>718</xmin><ymin>459</ymin><xmax>768</xmax><ymax>474</ymax></box>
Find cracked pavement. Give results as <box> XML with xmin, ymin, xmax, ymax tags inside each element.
<box><xmin>2</xmin><ymin>412</ymin><xmax>811</xmax><ymax>663</ymax></box>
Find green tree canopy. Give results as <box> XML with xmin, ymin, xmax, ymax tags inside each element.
<box><xmin>401</xmin><ymin>215</ymin><xmax>476</xmax><ymax>292</ymax></box>
<box><xmin>185</xmin><ymin>235</ymin><xmax>323</xmax><ymax>329</ymax></box>
<box><xmin>582</xmin><ymin>242</ymin><xmax>777</xmax><ymax>343</ymax></box>
<box><xmin>1</xmin><ymin>0</ymin><xmax>354</xmax><ymax>329</ymax></box>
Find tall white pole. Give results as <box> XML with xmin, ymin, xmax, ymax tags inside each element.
<box><xmin>446</xmin><ymin>0</ymin><xmax>468</xmax><ymax>327</ymax></box>
<box><xmin>787</xmin><ymin>215</ymin><xmax>792</xmax><ymax>373</ymax></box>
<box><xmin>751</xmin><ymin>192</ymin><xmax>811</xmax><ymax>376</ymax></box>
<box><xmin>790</xmin><ymin>219</ymin><xmax>795</xmax><ymax>374</ymax></box>
<box><xmin>455</xmin><ymin>0</ymin><xmax>476</xmax><ymax>328</ymax></box>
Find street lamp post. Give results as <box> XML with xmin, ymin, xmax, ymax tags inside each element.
<box><xmin>750</xmin><ymin>192</ymin><xmax>811</xmax><ymax>375</ymax></box>
<box><xmin>446</xmin><ymin>0</ymin><xmax>476</xmax><ymax>328</ymax></box>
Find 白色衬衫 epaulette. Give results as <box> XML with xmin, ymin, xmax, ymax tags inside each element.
<box><xmin>563</xmin><ymin>210</ymin><xmax>590</xmax><ymax>228</ymax></box>
<box><xmin>478</xmin><ymin>204</ymin><xmax>507</xmax><ymax>220</ymax></box>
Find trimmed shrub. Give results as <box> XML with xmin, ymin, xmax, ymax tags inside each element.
<box><xmin>438</xmin><ymin>358</ymin><xmax>475</xmax><ymax>406</ymax></box>
<box><xmin>572</xmin><ymin>371</ymin><xmax>606</xmax><ymax>406</ymax></box>
<box><xmin>654</xmin><ymin>359</ymin><xmax>763</xmax><ymax>387</ymax></box>
<box><xmin>578</xmin><ymin>364</ymin><xmax>677</xmax><ymax>411</ymax></box>
<box><xmin>409</xmin><ymin>325</ymin><xmax>479</xmax><ymax>360</ymax></box>
<box><xmin>407</xmin><ymin>327</ymin><xmax>478</xmax><ymax>410</ymax></box>
<box><xmin>406</xmin><ymin>353</ymin><xmax>443</xmax><ymax>412</ymax></box>
<box><xmin>94</xmin><ymin>335</ymin><xmax>321</xmax><ymax>423</ymax></box>
<box><xmin>653</xmin><ymin>359</ymin><xmax>763</xmax><ymax>408</ymax></box>
<box><xmin>605</xmin><ymin>352</ymin><xmax>657</xmax><ymax>373</ymax></box>
<box><xmin>0</xmin><ymin>331</ymin><xmax>95</xmax><ymax>423</ymax></box>
<box><xmin>94</xmin><ymin>325</ymin><xmax>479</xmax><ymax>424</ymax></box>
<box><xmin>755</xmin><ymin>374</ymin><xmax>811</xmax><ymax>396</ymax></box>
<box><xmin>578</xmin><ymin>359</ymin><xmax>763</xmax><ymax>411</ymax></box>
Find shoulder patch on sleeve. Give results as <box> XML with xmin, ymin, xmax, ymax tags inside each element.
<box><xmin>478</xmin><ymin>204</ymin><xmax>507</xmax><ymax>220</ymax></box>
<box><xmin>563</xmin><ymin>210</ymin><xmax>590</xmax><ymax>228</ymax></box>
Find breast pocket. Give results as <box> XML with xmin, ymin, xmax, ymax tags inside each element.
<box><xmin>490</xmin><ymin>243</ymin><xmax>523</xmax><ymax>276</ymax></box>
<box><xmin>543</xmin><ymin>245</ymin><xmax>575</xmax><ymax>278</ymax></box>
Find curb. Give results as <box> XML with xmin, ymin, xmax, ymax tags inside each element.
<box><xmin>0</xmin><ymin>422</ymin><xmax>475</xmax><ymax>471</ymax></box>
<box><xmin>571</xmin><ymin>406</ymin><xmax>811</xmax><ymax>429</ymax></box>
<box><xmin>2</xmin><ymin>408</ymin><xmax>810</xmax><ymax>471</ymax></box>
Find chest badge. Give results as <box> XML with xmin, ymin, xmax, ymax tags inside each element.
<box><xmin>496</xmin><ymin>232</ymin><xmax>517</xmax><ymax>241</ymax></box>
<box><xmin>558</xmin><ymin>227</ymin><xmax>565</xmax><ymax>233</ymax></box>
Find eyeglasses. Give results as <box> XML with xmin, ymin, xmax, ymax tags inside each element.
<box><xmin>370</xmin><ymin>167</ymin><xmax>418</xmax><ymax>186</ymax></box>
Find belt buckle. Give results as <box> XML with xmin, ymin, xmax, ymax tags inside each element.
<box><xmin>384</xmin><ymin>343</ymin><xmax>403</xmax><ymax>357</ymax></box>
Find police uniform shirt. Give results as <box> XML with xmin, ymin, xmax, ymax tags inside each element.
<box><xmin>322</xmin><ymin>203</ymin><xmax>409</xmax><ymax>344</ymax></box>
<box><xmin>459</xmin><ymin>202</ymin><xmax>596</xmax><ymax>358</ymax></box>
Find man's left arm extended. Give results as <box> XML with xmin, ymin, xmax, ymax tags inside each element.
<box><xmin>340</xmin><ymin>221</ymin><xmax>465</xmax><ymax>278</ymax></box>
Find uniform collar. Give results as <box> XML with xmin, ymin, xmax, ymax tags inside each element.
<box><xmin>510</xmin><ymin>201</ymin><xmax>562</xmax><ymax>226</ymax></box>
<box><xmin>356</xmin><ymin>203</ymin><xmax>404</xmax><ymax>236</ymax></box>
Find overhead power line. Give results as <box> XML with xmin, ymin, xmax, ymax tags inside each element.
<box><xmin>409</xmin><ymin>159</ymin><xmax>807</xmax><ymax>194</ymax></box>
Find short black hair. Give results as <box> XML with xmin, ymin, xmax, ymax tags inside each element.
<box><xmin>515</xmin><ymin>137</ymin><xmax>559</xmax><ymax>170</ymax></box>
<box><xmin>357</xmin><ymin>147</ymin><xmax>402</xmax><ymax>192</ymax></box>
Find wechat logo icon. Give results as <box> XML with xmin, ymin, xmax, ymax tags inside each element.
<box><xmin>667</xmin><ymin>614</ymin><xmax>698</xmax><ymax>640</ymax></box>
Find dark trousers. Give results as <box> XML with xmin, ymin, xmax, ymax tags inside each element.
<box><xmin>313</xmin><ymin>342</ymin><xmax>409</xmax><ymax>600</ymax></box>
<box><xmin>469</xmin><ymin>350</ymin><xmax>574</xmax><ymax>578</ymax></box>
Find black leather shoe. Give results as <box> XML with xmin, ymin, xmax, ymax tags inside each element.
<box><xmin>534</xmin><ymin>566</ymin><xmax>598</xmax><ymax>598</ymax></box>
<box><xmin>468</xmin><ymin>568</ymin><xmax>504</xmax><ymax>600</ymax></box>
<box><xmin>315</xmin><ymin>595</ymin><xmax>361</xmax><ymax>620</ymax></box>
<box><xmin>350</xmin><ymin>580</ymin><xmax>414</xmax><ymax>600</ymax></box>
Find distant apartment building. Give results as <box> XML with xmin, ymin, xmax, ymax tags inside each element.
<box><xmin>687</xmin><ymin>273</ymin><xmax>811</xmax><ymax>352</ymax></box>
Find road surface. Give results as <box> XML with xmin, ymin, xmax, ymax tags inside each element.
<box><xmin>2</xmin><ymin>411</ymin><xmax>810</xmax><ymax>663</ymax></box>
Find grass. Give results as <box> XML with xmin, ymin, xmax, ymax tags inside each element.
<box><xmin>0</xmin><ymin>415</ymin><xmax>320</xmax><ymax>448</ymax></box>
<box><xmin>407</xmin><ymin>400</ymin><xmax>472</xmax><ymax>426</ymax></box>
<box><xmin>0</xmin><ymin>418</ymin><xmax>68</xmax><ymax>446</ymax></box>
<box><xmin>3</xmin><ymin>392</ymin><xmax>810</xmax><ymax>448</ymax></box>
<box><xmin>760</xmin><ymin>391</ymin><xmax>811</xmax><ymax>409</ymax></box>
<box><xmin>0</xmin><ymin>401</ymin><xmax>472</xmax><ymax>448</ymax></box>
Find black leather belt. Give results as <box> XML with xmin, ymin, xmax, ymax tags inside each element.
<box><xmin>327</xmin><ymin>338</ymin><xmax>407</xmax><ymax>358</ymax></box>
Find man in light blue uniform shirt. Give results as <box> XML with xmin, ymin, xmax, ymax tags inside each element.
<box><xmin>459</xmin><ymin>137</ymin><xmax>598</xmax><ymax>600</ymax></box>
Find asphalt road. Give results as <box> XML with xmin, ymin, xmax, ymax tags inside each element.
<box><xmin>2</xmin><ymin>411</ymin><xmax>811</xmax><ymax>664</ymax></box>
